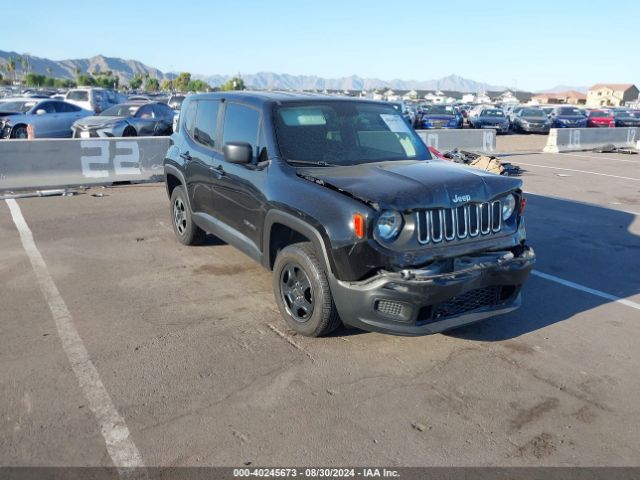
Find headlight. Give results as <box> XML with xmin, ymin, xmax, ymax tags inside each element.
<box><xmin>502</xmin><ymin>194</ymin><xmax>516</xmax><ymax>220</ymax></box>
<box><xmin>376</xmin><ymin>210</ymin><xmax>403</xmax><ymax>241</ymax></box>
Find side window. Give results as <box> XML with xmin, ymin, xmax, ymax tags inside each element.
<box><xmin>222</xmin><ymin>103</ymin><xmax>260</xmax><ymax>159</ymax></box>
<box><xmin>38</xmin><ymin>102</ymin><xmax>56</xmax><ymax>114</ymax></box>
<box><xmin>183</xmin><ymin>100</ymin><xmax>197</xmax><ymax>138</ymax></box>
<box><xmin>137</xmin><ymin>105</ymin><xmax>154</xmax><ymax>119</ymax></box>
<box><xmin>193</xmin><ymin>100</ymin><xmax>220</xmax><ymax>149</ymax></box>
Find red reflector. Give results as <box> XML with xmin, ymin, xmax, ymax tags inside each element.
<box><xmin>353</xmin><ymin>213</ymin><xmax>365</xmax><ymax>239</ymax></box>
<box><xmin>520</xmin><ymin>196</ymin><xmax>527</xmax><ymax>215</ymax></box>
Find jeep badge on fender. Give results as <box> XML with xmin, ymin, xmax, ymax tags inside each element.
<box><xmin>164</xmin><ymin>92</ymin><xmax>535</xmax><ymax>337</ymax></box>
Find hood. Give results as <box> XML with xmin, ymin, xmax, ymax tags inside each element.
<box><xmin>556</xmin><ymin>115</ymin><xmax>585</xmax><ymax>120</ymax></box>
<box><xmin>521</xmin><ymin>115</ymin><xmax>548</xmax><ymax>122</ymax></box>
<box><xmin>298</xmin><ymin>160</ymin><xmax>521</xmax><ymax>211</ymax></box>
<box><xmin>422</xmin><ymin>114</ymin><xmax>456</xmax><ymax>120</ymax></box>
<box><xmin>478</xmin><ymin>116</ymin><xmax>508</xmax><ymax>123</ymax></box>
<box><xmin>75</xmin><ymin>115</ymin><xmax>127</xmax><ymax>127</ymax></box>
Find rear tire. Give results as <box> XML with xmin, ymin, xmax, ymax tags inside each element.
<box><xmin>170</xmin><ymin>185</ymin><xmax>206</xmax><ymax>245</ymax></box>
<box><xmin>272</xmin><ymin>242</ymin><xmax>341</xmax><ymax>337</ymax></box>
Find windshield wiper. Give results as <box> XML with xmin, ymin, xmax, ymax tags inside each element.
<box><xmin>287</xmin><ymin>159</ymin><xmax>341</xmax><ymax>167</ymax></box>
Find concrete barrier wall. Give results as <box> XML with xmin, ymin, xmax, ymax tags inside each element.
<box><xmin>416</xmin><ymin>129</ymin><xmax>496</xmax><ymax>153</ymax></box>
<box><xmin>543</xmin><ymin>127</ymin><xmax>640</xmax><ymax>153</ymax></box>
<box><xmin>0</xmin><ymin>137</ymin><xmax>169</xmax><ymax>191</ymax></box>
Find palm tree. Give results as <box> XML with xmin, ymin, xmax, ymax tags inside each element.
<box><xmin>20</xmin><ymin>56</ymin><xmax>29</xmax><ymax>80</ymax></box>
<box><xmin>46</xmin><ymin>66</ymin><xmax>53</xmax><ymax>77</ymax></box>
<box><xmin>7</xmin><ymin>57</ymin><xmax>16</xmax><ymax>83</ymax></box>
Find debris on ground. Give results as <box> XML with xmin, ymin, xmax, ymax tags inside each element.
<box><xmin>592</xmin><ymin>144</ymin><xmax>637</xmax><ymax>154</ymax></box>
<box><xmin>0</xmin><ymin>189</ymin><xmax>77</xmax><ymax>200</ymax></box>
<box><xmin>442</xmin><ymin>149</ymin><xmax>522</xmax><ymax>176</ymax></box>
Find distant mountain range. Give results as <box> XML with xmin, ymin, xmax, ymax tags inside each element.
<box><xmin>0</xmin><ymin>50</ymin><xmax>163</xmax><ymax>83</ymax></box>
<box><xmin>539</xmin><ymin>85</ymin><xmax>589</xmax><ymax>94</ymax></box>
<box><xmin>191</xmin><ymin>72</ymin><xmax>508</xmax><ymax>92</ymax></box>
<box><xmin>4</xmin><ymin>50</ymin><xmax>584</xmax><ymax>93</ymax></box>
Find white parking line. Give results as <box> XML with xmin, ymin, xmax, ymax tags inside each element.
<box><xmin>5</xmin><ymin>199</ymin><xmax>147</xmax><ymax>477</ymax></box>
<box><xmin>532</xmin><ymin>270</ymin><xmax>640</xmax><ymax>311</ymax></box>
<box><xmin>559</xmin><ymin>152</ymin><xmax>639</xmax><ymax>163</ymax></box>
<box><xmin>517</xmin><ymin>162</ymin><xmax>640</xmax><ymax>181</ymax></box>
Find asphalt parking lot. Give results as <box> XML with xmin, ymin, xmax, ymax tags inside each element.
<box><xmin>1</xmin><ymin>136</ymin><xmax>639</xmax><ymax>468</ymax></box>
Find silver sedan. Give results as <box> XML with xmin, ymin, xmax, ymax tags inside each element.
<box><xmin>0</xmin><ymin>98</ymin><xmax>92</xmax><ymax>139</ymax></box>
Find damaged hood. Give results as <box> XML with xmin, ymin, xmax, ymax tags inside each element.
<box><xmin>298</xmin><ymin>159</ymin><xmax>521</xmax><ymax>210</ymax></box>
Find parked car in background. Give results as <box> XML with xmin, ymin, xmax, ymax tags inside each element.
<box><xmin>612</xmin><ymin>109</ymin><xmax>640</xmax><ymax>127</ymax></box>
<box><xmin>586</xmin><ymin>109</ymin><xmax>615</xmax><ymax>128</ymax></box>
<box><xmin>415</xmin><ymin>104</ymin><xmax>462</xmax><ymax>129</ymax></box>
<box><xmin>511</xmin><ymin>108</ymin><xmax>551</xmax><ymax>133</ymax></box>
<box><xmin>71</xmin><ymin>101</ymin><xmax>174</xmax><ymax>138</ymax></box>
<box><xmin>540</xmin><ymin>106</ymin><xmax>555</xmax><ymax>118</ymax></box>
<box><xmin>168</xmin><ymin>94</ymin><xmax>186</xmax><ymax>111</ymax></box>
<box><xmin>0</xmin><ymin>98</ymin><xmax>92</xmax><ymax>139</ymax></box>
<box><xmin>549</xmin><ymin>106</ymin><xmax>588</xmax><ymax>128</ymax></box>
<box><xmin>65</xmin><ymin>87</ymin><xmax>122</xmax><ymax>113</ymax></box>
<box><xmin>468</xmin><ymin>107</ymin><xmax>509</xmax><ymax>133</ymax></box>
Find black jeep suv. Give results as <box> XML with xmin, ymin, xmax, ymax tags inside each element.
<box><xmin>164</xmin><ymin>92</ymin><xmax>535</xmax><ymax>337</ymax></box>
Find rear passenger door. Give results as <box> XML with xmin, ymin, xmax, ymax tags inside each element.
<box><xmin>183</xmin><ymin>99</ymin><xmax>222</xmax><ymax>218</ymax></box>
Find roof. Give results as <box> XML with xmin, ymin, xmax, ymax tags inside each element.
<box><xmin>533</xmin><ymin>90</ymin><xmax>586</xmax><ymax>100</ymax></box>
<box><xmin>185</xmin><ymin>90</ymin><xmax>391</xmax><ymax>107</ymax></box>
<box><xmin>589</xmin><ymin>83</ymin><xmax>636</xmax><ymax>91</ymax></box>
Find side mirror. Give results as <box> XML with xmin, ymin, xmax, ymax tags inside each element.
<box><xmin>35</xmin><ymin>109</ymin><xmax>47</xmax><ymax>115</ymax></box>
<box><xmin>223</xmin><ymin>142</ymin><xmax>253</xmax><ymax>164</ymax></box>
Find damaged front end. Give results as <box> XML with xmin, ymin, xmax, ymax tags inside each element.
<box><xmin>328</xmin><ymin>245</ymin><xmax>535</xmax><ymax>335</ymax></box>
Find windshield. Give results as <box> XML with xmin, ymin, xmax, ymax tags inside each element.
<box><xmin>274</xmin><ymin>102</ymin><xmax>431</xmax><ymax>166</ymax></box>
<box><xmin>100</xmin><ymin>104</ymin><xmax>140</xmax><ymax>117</ymax></box>
<box><xmin>168</xmin><ymin>96</ymin><xmax>185</xmax><ymax>109</ymax></box>
<box><xmin>423</xmin><ymin>105</ymin><xmax>456</xmax><ymax>115</ymax></box>
<box><xmin>590</xmin><ymin>111</ymin><xmax>611</xmax><ymax>118</ymax></box>
<box><xmin>0</xmin><ymin>100</ymin><xmax>37</xmax><ymax>113</ymax></box>
<box><xmin>482</xmin><ymin>109</ymin><xmax>504</xmax><ymax>117</ymax></box>
<box><xmin>521</xmin><ymin>109</ymin><xmax>545</xmax><ymax>117</ymax></box>
<box><xmin>67</xmin><ymin>91</ymin><xmax>89</xmax><ymax>101</ymax></box>
<box><xmin>557</xmin><ymin>107</ymin><xmax>582</xmax><ymax>116</ymax></box>
<box><xmin>614</xmin><ymin>110</ymin><xmax>633</xmax><ymax>118</ymax></box>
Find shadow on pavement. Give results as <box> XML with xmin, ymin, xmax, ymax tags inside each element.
<box><xmin>447</xmin><ymin>193</ymin><xmax>639</xmax><ymax>341</ymax></box>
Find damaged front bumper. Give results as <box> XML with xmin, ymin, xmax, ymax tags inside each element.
<box><xmin>329</xmin><ymin>246</ymin><xmax>535</xmax><ymax>335</ymax></box>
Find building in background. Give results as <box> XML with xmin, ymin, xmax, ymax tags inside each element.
<box><xmin>586</xmin><ymin>84</ymin><xmax>639</xmax><ymax>107</ymax></box>
<box><xmin>532</xmin><ymin>90</ymin><xmax>587</xmax><ymax>105</ymax></box>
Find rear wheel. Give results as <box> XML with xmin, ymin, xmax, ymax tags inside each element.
<box><xmin>272</xmin><ymin>242</ymin><xmax>341</xmax><ymax>337</ymax></box>
<box><xmin>170</xmin><ymin>185</ymin><xmax>206</xmax><ymax>245</ymax></box>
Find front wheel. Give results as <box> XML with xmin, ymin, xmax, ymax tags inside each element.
<box><xmin>11</xmin><ymin>125</ymin><xmax>28</xmax><ymax>139</ymax></box>
<box><xmin>272</xmin><ymin>242</ymin><xmax>341</xmax><ymax>337</ymax></box>
<box><xmin>123</xmin><ymin>126</ymin><xmax>137</xmax><ymax>137</ymax></box>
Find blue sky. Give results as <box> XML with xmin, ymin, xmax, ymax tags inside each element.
<box><xmin>5</xmin><ymin>0</ymin><xmax>639</xmax><ymax>90</ymax></box>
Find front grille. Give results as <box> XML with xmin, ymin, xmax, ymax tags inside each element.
<box><xmin>433</xmin><ymin>286</ymin><xmax>501</xmax><ymax>319</ymax></box>
<box><xmin>416</xmin><ymin>201</ymin><xmax>502</xmax><ymax>244</ymax></box>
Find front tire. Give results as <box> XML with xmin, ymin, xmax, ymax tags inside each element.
<box><xmin>169</xmin><ymin>185</ymin><xmax>206</xmax><ymax>245</ymax></box>
<box><xmin>123</xmin><ymin>126</ymin><xmax>137</xmax><ymax>137</ymax></box>
<box><xmin>272</xmin><ymin>242</ymin><xmax>341</xmax><ymax>337</ymax></box>
<box><xmin>11</xmin><ymin>125</ymin><xmax>28</xmax><ymax>139</ymax></box>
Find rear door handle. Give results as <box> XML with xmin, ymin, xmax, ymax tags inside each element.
<box><xmin>180</xmin><ymin>151</ymin><xmax>192</xmax><ymax>162</ymax></box>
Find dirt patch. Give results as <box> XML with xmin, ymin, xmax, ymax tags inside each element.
<box><xmin>502</xmin><ymin>341</ymin><xmax>536</xmax><ymax>355</ymax></box>
<box><xmin>194</xmin><ymin>264</ymin><xmax>258</xmax><ymax>276</ymax></box>
<box><xmin>510</xmin><ymin>398</ymin><xmax>560</xmax><ymax>431</ymax></box>
<box><xmin>574</xmin><ymin>405</ymin><xmax>597</xmax><ymax>424</ymax></box>
<box><xmin>517</xmin><ymin>432</ymin><xmax>557</xmax><ymax>459</ymax></box>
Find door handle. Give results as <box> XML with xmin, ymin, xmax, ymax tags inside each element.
<box><xmin>209</xmin><ymin>165</ymin><xmax>225</xmax><ymax>177</ymax></box>
<box><xmin>180</xmin><ymin>151</ymin><xmax>192</xmax><ymax>162</ymax></box>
